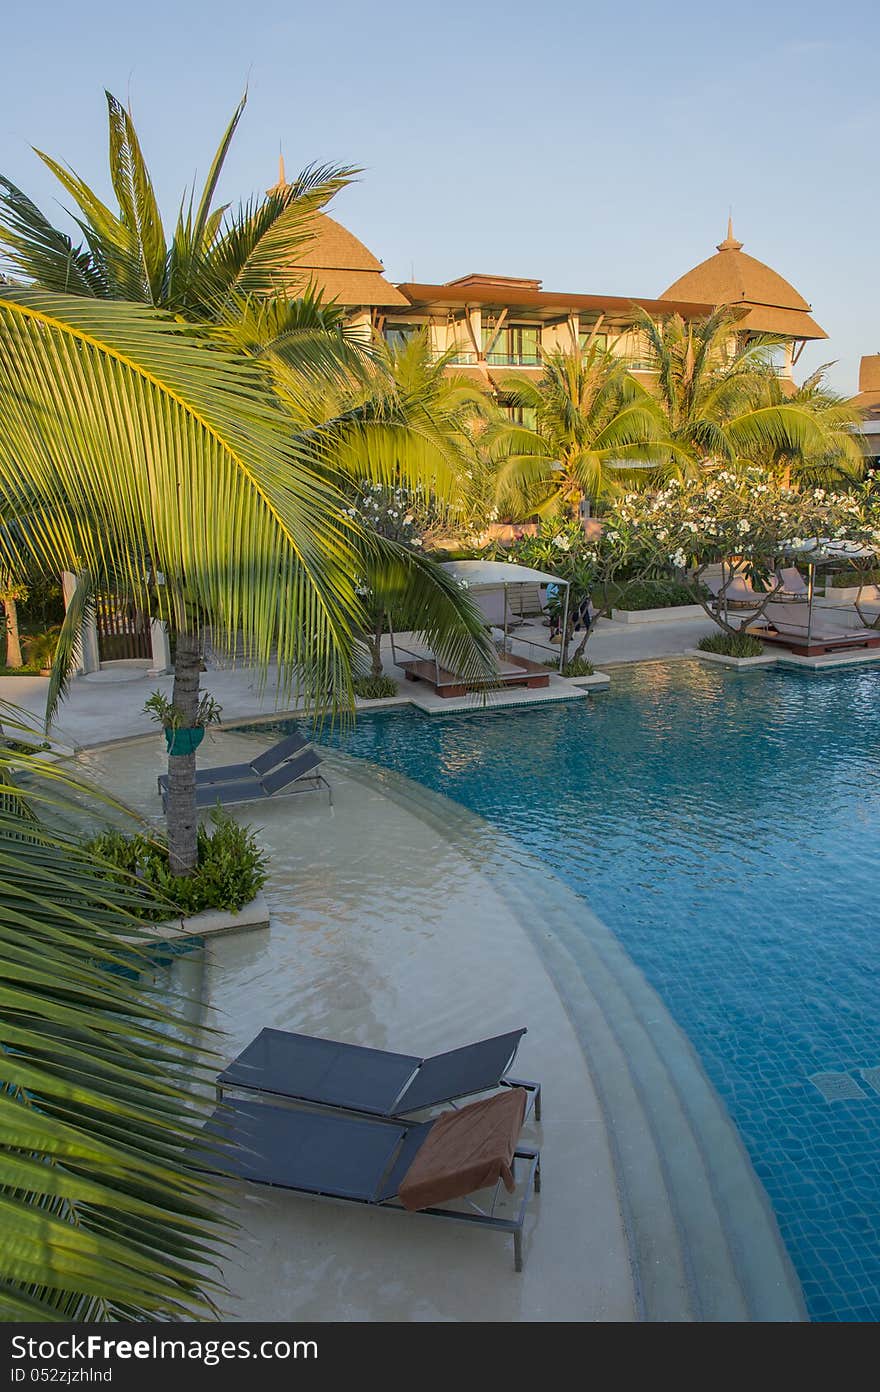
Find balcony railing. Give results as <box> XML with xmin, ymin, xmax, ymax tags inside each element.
<box><xmin>485</xmin><ymin>352</ymin><xmax>542</xmax><ymax>367</ymax></box>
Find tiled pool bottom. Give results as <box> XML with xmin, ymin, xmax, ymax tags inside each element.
<box><xmin>257</xmin><ymin>660</ymin><xmax>880</xmax><ymax>1322</ymax></box>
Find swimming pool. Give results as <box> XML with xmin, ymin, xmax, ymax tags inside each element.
<box><xmin>310</xmin><ymin>661</ymin><xmax>880</xmax><ymax>1322</ymax></box>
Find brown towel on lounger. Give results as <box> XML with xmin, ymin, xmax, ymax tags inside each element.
<box><xmin>398</xmin><ymin>1087</ymin><xmax>528</xmax><ymax>1211</ymax></box>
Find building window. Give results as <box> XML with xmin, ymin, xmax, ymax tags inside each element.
<box><xmin>579</xmin><ymin>329</ymin><xmax>608</xmax><ymax>354</ymax></box>
<box><xmin>483</xmin><ymin>323</ymin><xmax>541</xmax><ymax>366</ymax></box>
<box><xmin>383</xmin><ymin>322</ymin><xmax>420</xmax><ymax>349</ymax></box>
<box><xmin>503</xmin><ymin>404</ymin><xmax>538</xmax><ymax>430</ymax></box>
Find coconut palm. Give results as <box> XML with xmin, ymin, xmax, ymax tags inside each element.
<box><xmin>487</xmin><ymin>344</ymin><xmax>664</xmax><ymax>520</ymax></box>
<box><xmin>0</xmin><ymin>96</ymin><xmax>494</xmax><ymax>874</ymax></box>
<box><xmin>631</xmin><ymin>305</ymin><xmax>860</xmax><ymax>478</ymax></box>
<box><xmin>749</xmin><ymin>364</ymin><xmax>863</xmax><ymax>487</ymax></box>
<box><xmin>0</xmin><ymin>715</ymin><xmax>223</xmax><ymax>1319</ymax></box>
<box><xmin>0</xmin><ymin>286</ymin><xmax>493</xmax><ymax>873</ymax></box>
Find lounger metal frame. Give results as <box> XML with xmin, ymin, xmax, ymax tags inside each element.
<box><xmin>198</xmin><ymin>1097</ymin><xmax>541</xmax><ymax>1270</ymax></box>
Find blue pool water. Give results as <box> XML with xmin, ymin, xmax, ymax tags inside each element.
<box><xmin>316</xmin><ymin>661</ymin><xmax>879</xmax><ymax>1320</ymax></box>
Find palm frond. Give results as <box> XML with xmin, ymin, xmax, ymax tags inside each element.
<box><xmin>0</xmin><ymin>286</ymin><xmax>366</xmax><ymax>708</ymax></box>
<box><xmin>0</xmin><ymin>178</ymin><xmax>104</xmax><ymax>296</ymax></box>
<box><xmin>0</xmin><ymin>735</ymin><xmax>225</xmax><ymax>1319</ymax></box>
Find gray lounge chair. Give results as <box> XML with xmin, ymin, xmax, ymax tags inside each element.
<box><xmin>216</xmin><ymin>1025</ymin><xmax>540</xmax><ymax>1118</ymax></box>
<box><xmin>190</xmin><ymin>1095</ymin><xmax>540</xmax><ymax>1270</ymax></box>
<box><xmin>160</xmin><ymin>747</ymin><xmax>332</xmax><ymax>811</ymax></box>
<box><xmin>157</xmin><ymin>731</ymin><xmax>308</xmax><ymax>795</ymax></box>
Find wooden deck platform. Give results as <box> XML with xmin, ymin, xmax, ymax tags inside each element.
<box><xmin>400</xmin><ymin>653</ymin><xmax>552</xmax><ymax>698</ymax></box>
<box><xmin>748</xmin><ymin>625</ymin><xmax>880</xmax><ymax>658</ymax></box>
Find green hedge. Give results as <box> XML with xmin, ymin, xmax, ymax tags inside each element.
<box><xmin>617</xmin><ymin>579</ymin><xmax>701</xmax><ymax>610</ymax></box>
<box><xmin>85</xmin><ymin>810</ymin><xmax>268</xmax><ymax>919</ymax></box>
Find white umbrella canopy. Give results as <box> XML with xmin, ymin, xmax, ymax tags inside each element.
<box><xmin>437</xmin><ymin>559</ymin><xmax>570</xmax><ymax>673</ymax></box>
<box><xmin>438</xmin><ymin>559</ymin><xmax>569</xmax><ymax>589</ymax></box>
<box><xmin>787</xmin><ymin>538</ymin><xmax>877</xmax><ymax>565</ymax></box>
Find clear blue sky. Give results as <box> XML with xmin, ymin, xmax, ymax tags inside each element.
<box><xmin>2</xmin><ymin>0</ymin><xmax>877</xmax><ymax>392</ymax></box>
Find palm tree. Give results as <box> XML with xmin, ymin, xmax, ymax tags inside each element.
<box><xmin>631</xmin><ymin>305</ymin><xmax>860</xmax><ymax>478</ymax></box>
<box><xmin>487</xmin><ymin>344</ymin><xmax>663</xmax><ymax>520</ymax></box>
<box><xmin>0</xmin><ymin>286</ymin><xmax>493</xmax><ymax>873</ymax></box>
<box><xmin>749</xmin><ymin>364</ymin><xmax>863</xmax><ymax>487</ymax></box>
<box><xmin>0</xmin><ymin>96</ymin><xmax>493</xmax><ymax>873</ymax></box>
<box><xmin>0</xmin><ymin>715</ymin><xmax>223</xmax><ymax>1319</ymax></box>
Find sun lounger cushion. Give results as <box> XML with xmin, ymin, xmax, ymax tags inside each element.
<box><xmin>398</xmin><ymin>1087</ymin><xmax>527</xmax><ymax>1211</ymax></box>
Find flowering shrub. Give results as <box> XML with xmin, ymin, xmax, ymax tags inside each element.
<box><xmin>347</xmin><ymin>484</ymin><xmax>427</xmax><ymax>677</ymax></box>
<box><xmin>347</xmin><ymin>483</ymin><xmax>425</xmax><ymax>548</ymax></box>
<box><xmin>509</xmin><ymin>519</ymin><xmax>639</xmax><ymax>661</ymax></box>
<box><xmin>602</xmin><ymin>467</ymin><xmax>868</xmax><ymax>632</ymax></box>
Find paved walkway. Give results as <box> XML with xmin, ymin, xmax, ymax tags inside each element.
<box><xmin>0</xmin><ymin>612</ymin><xmax>720</xmax><ymax>750</ymax></box>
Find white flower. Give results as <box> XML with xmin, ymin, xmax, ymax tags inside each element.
<box><xmin>552</xmin><ymin>534</ymin><xmax>571</xmax><ymax>551</ymax></box>
<box><xmin>738</xmin><ymin>520</ymin><xmax>751</xmax><ymax>534</ymax></box>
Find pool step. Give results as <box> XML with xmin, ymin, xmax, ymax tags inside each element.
<box><xmin>347</xmin><ymin>757</ymin><xmax>805</xmax><ymax>1323</ymax></box>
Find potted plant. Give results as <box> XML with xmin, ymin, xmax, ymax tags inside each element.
<box><xmin>144</xmin><ymin>689</ymin><xmax>223</xmax><ymax>756</ymax></box>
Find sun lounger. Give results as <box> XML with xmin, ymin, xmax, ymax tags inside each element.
<box><xmin>160</xmin><ymin>747</ymin><xmax>332</xmax><ymax>811</ymax></box>
<box><xmin>157</xmin><ymin>731</ymin><xmax>307</xmax><ymax>795</ymax></box>
<box><xmin>191</xmin><ymin>1088</ymin><xmax>540</xmax><ymax>1269</ymax></box>
<box><xmin>216</xmin><ymin>1025</ymin><xmax>540</xmax><ymax>1118</ymax></box>
<box><xmin>776</xmin><ymin>566</ymin><xmax>809</xmax><ymax>598</ymax></box>
<box><xmin>707</xmin><ymin>572</ymin><xmax>767</xmax><ymax>607</ymax></box>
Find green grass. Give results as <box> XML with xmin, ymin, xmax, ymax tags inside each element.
<box><xmin>697</xmin><ymin>631</ymin><xmax>765</xmax><ymax>657</ymax></box>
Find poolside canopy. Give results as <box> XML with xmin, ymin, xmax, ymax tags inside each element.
<box><xmin>440</xmin><ymin>560</ymin><xmax>570</xmax><ymax>674</ymax></box>
<box><xmin>438</xmin><ymin>559</ymin><xmax>569</xmax><ymax>590</ymax></box>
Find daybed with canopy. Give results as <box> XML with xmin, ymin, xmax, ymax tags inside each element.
<box><xmin>747</xmin><ymin>541</ymin><xmax>880</xmax><ymax>656</ymax></box>
<box><xmin>389</xmin><ymin>559</ymin><xmax>570</xmax><ymax>698</ymax></box>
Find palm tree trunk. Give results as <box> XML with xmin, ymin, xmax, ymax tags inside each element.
<box><xmin>4</xmin><ymin>598</ymin><xmax>22</xmax><ymax>669</ymax></box>
<box><xmin>165</xmin><ymin>630</ymin><xmax>201</xmax><ymax>877</ymax></box>
<box><xmin>369</xmin><ymin>614</ymin><xmax>384</xmax><ymax>678</ymax></box>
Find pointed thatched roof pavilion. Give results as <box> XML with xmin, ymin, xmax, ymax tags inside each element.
<box><xmin>659</xmin><ymin>220</ymin><xmax>827</xmax><ymax>342</ymax></box>
<box><xmin>268</xmin><ymin>157</ymin><xmax>408</xmax><ymax>307</ymax></box>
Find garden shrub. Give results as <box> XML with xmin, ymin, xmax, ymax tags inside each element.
<box><xmin>617</xmin><ymin>579</ymin><xmax>700</xmax><ymax>610</ymax></box>
<box><xmin>697</xmin><ymin>632</ymin><xmax>765</xmax><ymax>657</ymax></box>
<box><xmin>85</xmin><ymin>809</ymin><xmax>268</xmax><ymax>919</ymax></box>
<box><xmin>353</xmin><ymin>675</ymin><xmax>397</xmax><ymax>700</ymax></box>
<box><xmin>561</xmin><ymin>657</ymin><xmax>595</xmax><ymax>678</ymax></box>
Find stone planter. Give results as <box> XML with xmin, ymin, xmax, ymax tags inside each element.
<box><xmin>687</xmin><ymin>647</ymin><xmax>776</xmax><ymax>669</ymax></box>
<box><xmin>136</xmin><ymin>890</ymin><xmax>271</xmax><ymax>943</ymax></box>
<box><xmin>612</xmin><ymin>604</ymin><xmax>708</xmax><ymax>625</ymax></box>
<box><xmin>565</xmin><ymin>670</ymin><xmax>611</xmax><ymax>689</ymax></box>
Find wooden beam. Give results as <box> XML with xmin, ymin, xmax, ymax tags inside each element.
<box><xmin>791</xmin><ymin>339</ymin><xmax>807</xmax><ymax>366</ymax></box>
<box><xmin>462</xmin><ymin>305</ymin><xmax>482</xmax><ymax>359</ymax></box>
<box><xmin>481</xmin><ymin>306</ymin><xmax>509</xmax><ymax>358</ymax></box>
<box><xmin>582</xmin><ymin>313</ymin><xmax>606</xmax><ymax>350</ymax></box>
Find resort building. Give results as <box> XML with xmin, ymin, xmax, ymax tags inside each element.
<box><xmin>854</xmin><ymin>354</ymin><xmax>880</xmax><ymax>466</ymax></box>
<box><xmin>275</xmin><ymin>168</ymin><xmax>828</xmax><ymax>393</ymax></box>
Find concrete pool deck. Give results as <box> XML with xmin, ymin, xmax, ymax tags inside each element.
<box><xmin>74</xmin><ymin>733</ymin><xmax>636</xmax><ymax>1322</ymax></box>
<box><xmin>0</xmin><ymin>610</ymin><xmax>721</xmax><ymax>749</ymax></box>
<box><xmin>2</xmin><ymin>620</ymin><xmax>812</xmax><ymax>1320</ymax></box>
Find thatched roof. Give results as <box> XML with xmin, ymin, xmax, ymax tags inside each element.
<box><xmin>275</xmin><ymin>211</ymin><xmax>408</xmax><ymax>307</ymax></box>
<box><xmin>855</xmin><ymin>356</ymin><xmax>880</xmax><ymax>421</ymax></box>
<box><xmin>659</xmin><ymin>220</ymin><xmax>827</xmax><ymax>340</ymax></box>
<box><xmin>267</xmin><ymin>158</ymin><xmax>407</xmax><ymax>308</ymax></box>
